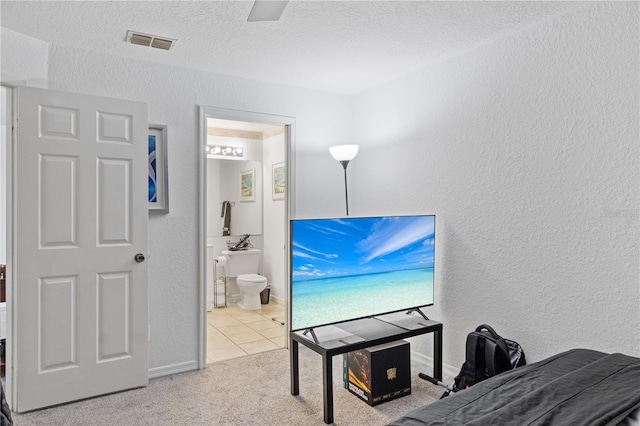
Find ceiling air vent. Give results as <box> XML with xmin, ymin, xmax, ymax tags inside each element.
<box><xmin>126</xmin><ymin>30</ymin><xmax>176</xmax><ymax>51</ymax></box>
<box><xmin>151</xmin><ymin>38</ymin><xmax>174</xmax><ymax>51</ymax></box>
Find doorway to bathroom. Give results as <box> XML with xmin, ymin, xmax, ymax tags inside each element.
<box><xmin>198</xmin><ymin>106</ymin><xmax>294</xmax><ymax>367</ymax></box>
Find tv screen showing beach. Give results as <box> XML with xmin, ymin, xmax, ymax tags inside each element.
<box><xmin>290</xmin><ymin>215</ymin><xmax>435</xmax><ymax>331</ymax></box>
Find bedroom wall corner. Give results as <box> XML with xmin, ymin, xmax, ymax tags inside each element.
<box><xmin>0</xmin><ymin>27</ymin><xmax>49</xmax><ymax>88</ymax></box>
<box><xmin>352</xmin><ymin>2</ymin><xmax>640</xmax><ymax>366</ymax></box>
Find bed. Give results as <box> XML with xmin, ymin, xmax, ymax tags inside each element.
<box><xmin>389</xmin><ymin>348</ymin><xmax>640</xmax><ymax>425</ymax></box>
<box><xmin>0</xmin><ymin>380</ymin><xmax>11</xmax><ymax>426</ymax></box>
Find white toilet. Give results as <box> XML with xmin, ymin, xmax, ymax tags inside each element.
<box><xmin>220</xmin><ymin>249</ymin><xmax>268</xmax><ymax>310</ymax></box>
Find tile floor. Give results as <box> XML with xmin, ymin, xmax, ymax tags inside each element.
<box><xmin>206</xmin><ymin>300</ymin><xmax>286</xmax><ymax>363</ymax></box>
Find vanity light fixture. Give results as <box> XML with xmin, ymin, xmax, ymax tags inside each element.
<box><xmin>329</xmin><ymin>144</ymin><xmax>359</xmax><ymax>216</ymax></box>
<box><xmin>206</xmin><ymin>145</ymin><xmax>244</xmax><ymax>159</ymax></box>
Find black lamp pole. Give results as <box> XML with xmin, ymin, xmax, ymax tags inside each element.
<box><xmin>340</xmin><ymin>160</ymin><xmax>350</xmax><ymax>216</ymax></box>
<box><xmin>330</xmin><ymin>144</ymin><xmax>358</xmax><ymax>217</ymax></box>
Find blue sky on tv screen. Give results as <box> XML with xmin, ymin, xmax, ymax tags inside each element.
<box><xmin>292</xmin><ymin>215</ymin><xmax>435</xmax><ymax>281</ymax></box>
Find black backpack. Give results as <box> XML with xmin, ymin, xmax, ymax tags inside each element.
<box><xmin>452</xmin><ymin>324</ymin><xmax>526</xmax><ymax>392</ymax></box>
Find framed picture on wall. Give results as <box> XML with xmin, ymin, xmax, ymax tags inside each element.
<box><xmin>148</xmin><ymin>124</ymin><xmax>169</xmax><ymax>214</ymax></box>
<box><xmin>239</xmin><ymin>168</ymin><xmax>255</xmax><ymax>202</ymax></box>
<box><xmin>272</xmin><ymin>162</ymin><xmax>285</xmax><ymax>200</ymax></box>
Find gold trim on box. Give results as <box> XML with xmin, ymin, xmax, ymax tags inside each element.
<box><xmin>373</xmin><ymin>388</ymin><xmax>411</xmax><ymax>403</ymax></box>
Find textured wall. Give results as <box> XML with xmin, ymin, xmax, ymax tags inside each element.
<box><xmin>0</xmin><ymin>89</ymin><xmax>6</xmax><ymax>265</ymax></box>
<box><xmin>353</xmin><ymin>3</ymin><xmax>639</xmax><ymax>368</ymax></box>
<box><xmin>3</xmin><ymin>1</ymin><xmax>638</xmax><ymax>377</ymax></box>
<box><xmin>0</xmin><ymin>28</ymin><xmax>49</xmax><ymax>87</ymax></box>
<box><xmin>43</xmin><ymin>45</ymin><xmax>354</xmax><ymax>370</ymax></box>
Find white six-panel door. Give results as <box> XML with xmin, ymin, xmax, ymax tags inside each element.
<box><xmin>13</xmin><ymin>87</ymin><xmax>149</xmax><ymax>412</ymax></box>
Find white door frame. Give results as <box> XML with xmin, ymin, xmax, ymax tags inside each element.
<box><xmin>2</xmin><ymin>84</ymin><xmax>15</xmax><ymax>407</ymax></box>
<box><xmin>197</xmin><ymin>106</ymin><xmax>295</xmax><ymax>369</ymax></box>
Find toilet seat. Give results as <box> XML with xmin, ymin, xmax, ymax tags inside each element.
<box><xmin>237</xmin><ymin>273</ymin><xmax>267</xmax><ymax>283</ymax></box>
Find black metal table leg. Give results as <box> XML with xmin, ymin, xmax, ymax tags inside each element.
<box><xmin>291</xmin><ymin>338</ymin><xmax>299</xmax><ymax>395</ymax></box>
<box><xmin>434</xmin><ymin>325</ymin><xmax>443</xmax><ymax>381</ymax></box>
<box><xmin>322</xmin><ymin>354</ymin><xmax>333</xmax><ymax>424</ymax></box>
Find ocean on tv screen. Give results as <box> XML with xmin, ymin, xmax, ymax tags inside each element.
<box><xmin>291</xmin><ymin>215</ymin><xmax>435</xmax><ymax>331</ymax></box>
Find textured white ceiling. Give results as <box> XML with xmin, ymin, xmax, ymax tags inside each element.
<box><xmin>1</xmin><ymin>1</ymin><xmax>583</xmax><ymax>94</ymax></box>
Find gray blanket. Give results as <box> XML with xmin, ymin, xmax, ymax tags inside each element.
<box><xmin>389</xmin><ymin>349</ymin><xmax>640</xmax><ymax>426</ymax></box>
<box><xmin>0</xmin><ymin>381</ymin><xmax>11</xmax><ymax>425</ymax></box>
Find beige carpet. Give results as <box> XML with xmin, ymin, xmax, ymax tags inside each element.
<box><xmin>12</xmin><ymin>347</ymin><xmax>443</xmax><ymax>425</ymax></box>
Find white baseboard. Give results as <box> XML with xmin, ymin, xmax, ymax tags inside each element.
<box><xmin>148</xmin><ymin>360</ymin><xmax>199</xmax><ymax>379</ymax></box>
<box><xmin>411</xmin><ymin>351</ymin><xmax>459</xmax><ymax>385</ymax></box>
<box><xmin>270</xmin><ymin>294</ymin><xmax>284</xmax><ymax>304</ymax></box>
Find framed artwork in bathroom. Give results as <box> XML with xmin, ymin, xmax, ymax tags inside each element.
<box><xmin>272</xmin><ymin>162</ymin><xmax>285</xmax><ymax>200</ymax></box>
<box><xmin>148</xmin><ymin>124</ymin><xmax>169</xmax><ymax>214</ymax></box>
<box><xmin>239</xmin><ymin>168</ymin><xmax>255</xmax><ymax>202</ymax></box>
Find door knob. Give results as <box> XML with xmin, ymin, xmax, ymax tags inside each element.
<box><xmin>134</xmin><ymin>253</ymin><xmax>146</xmax><ymax>263</ymax></box>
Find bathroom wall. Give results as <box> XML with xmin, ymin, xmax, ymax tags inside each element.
<box><xmin>208</xmin><ymin>158</ymin><xmax>263</xmax><ymax>238</ymax></box>
<box><xmin>219</xmin><ymin>160</ymin><xmax>263</xmax><ymax>237</ymax></box>
<box><xmin>205</xmin><ymin>130</ymin><xmax>287</xmax><ymax>303</ymax></box>
<box><xmin>206</xmin><ymin>131</ymin><xmax>264</xmax><ymax>241</ymax></box>
<box><xmin>262</xmin><ymin>132</ymin><xmax>286</xmax><ymax>301</ymax></box>
<box><xmin>207</xmin><ymin>157</ymin><xmax>264</xmax><ymax>304</ymax></box>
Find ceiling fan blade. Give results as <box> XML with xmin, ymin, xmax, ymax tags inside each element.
<box><xmin>247</xmin><ymin>1</ymin><xmax>289</xmax><ymax>22</ymax></box>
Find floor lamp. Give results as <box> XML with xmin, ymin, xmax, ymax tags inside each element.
<box><xmin>329</xmin><ymin>144</ymin><xmax>359</xmax><ymax>216</ymax></box>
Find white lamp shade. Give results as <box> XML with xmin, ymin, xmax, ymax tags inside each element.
<box><xmin>329</xmin><ymin>144</ymin><xmax>359</xmax><ymax>162</ymax></box>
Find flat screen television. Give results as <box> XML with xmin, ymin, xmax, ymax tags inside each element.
<box><xmin>290</xmin><ymin>215</ymin><xmax>435</xmax><ymax>332</ymax></box>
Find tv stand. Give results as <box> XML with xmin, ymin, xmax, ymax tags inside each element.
<box><xmin>290</xmin><ymin>311</ymin><xmax>442</xmax><ymax>424</ymax></box>
<box><xmin>302</xmin><ymin>328</ymin><xmax>319</xmax><ymax>344</ymax></box>
<box><xmin>406</xmin><ymin>307</ymin><xmax>430</xmax><ymax>320</ymax></box>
